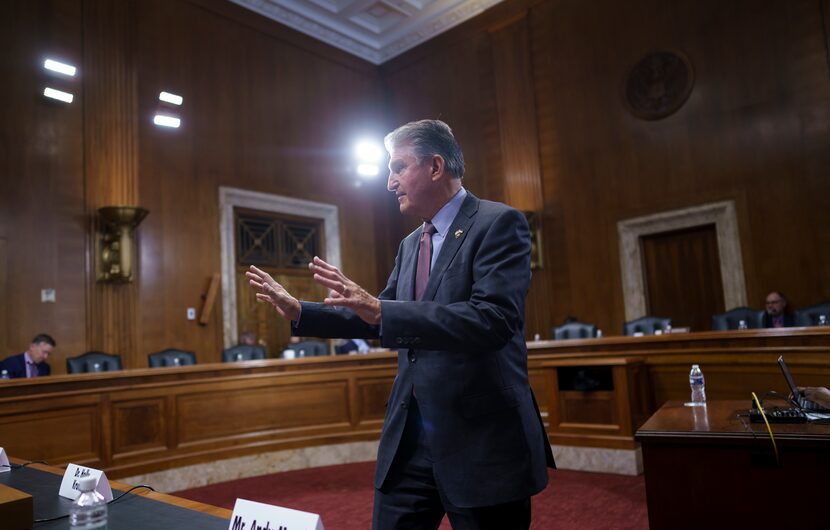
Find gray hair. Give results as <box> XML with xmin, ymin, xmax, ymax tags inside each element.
<box><xmin>384</xmin><ymin>119</ymin><xmax>465</xmax><ymax>179</ymax></box>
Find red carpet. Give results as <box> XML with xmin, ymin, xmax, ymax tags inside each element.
<box><xmin>174</xmin><ymin>462</ymin><xmax>648</xmax><ymax>529</ymax></box>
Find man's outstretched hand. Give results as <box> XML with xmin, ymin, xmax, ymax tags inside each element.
<box><xmin>246</xmin><ymin>265</ymin><xmax>301</xmax><ymax>321</ymax></box>
<box><xmin>309</xmin><ymin>256</ymin><xmax>381</xmax><ymax>325</ymax></box>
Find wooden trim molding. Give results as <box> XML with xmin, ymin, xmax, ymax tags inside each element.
<box><xmin>617</xmin><ymin>200</ymin><xmax>748</xmax><ymax>321</ymax></box>
<box><xmin>218</xmin><ymin>186</ymin><xmax>341</xmax><ymax>347</ymax></box>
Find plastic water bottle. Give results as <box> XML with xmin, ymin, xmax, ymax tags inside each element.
<box><xmin>819</xmin><ymin>314</ymin><xmax>828</xmax><ymax>326</ymax></box>
<box><xmin>0</xmin><ymin>369</ymin><xmax>9</xmax><ymax>380</ymax></box>
<box><xmin>689</xmin><ymin>364</ymin><xmax>706</xmax><ymax>405</ymax></box>
<box><xmin>69</xmin><ymin>476</ymin><xmax>107</xmax><ymax>529</ymax></box>
<box><xmin>737</xmin><ymin>319</ymin><xmax>748</xmax><ymax>330</ymax></box>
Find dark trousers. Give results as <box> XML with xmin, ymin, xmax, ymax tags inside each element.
<box><xmin>373</xmin><ymin>398</ymin><xmax>531</xmax><ymax>530</ymax></box>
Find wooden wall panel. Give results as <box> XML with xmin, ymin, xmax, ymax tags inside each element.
<box><xmin>382</xmin><ymin>0</ymin><xmax>830</xmax><ymax>337</ymax></box>
<box><xmin>111</xmin><ymin>398</ymin><xmax>167</xmax><ymax>458</ymax></box>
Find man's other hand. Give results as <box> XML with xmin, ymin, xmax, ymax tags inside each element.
<box><xmin>309</xmin><ymin>257</ymin><xmax>381</xmax><ymax>325</ymax></box>
<box><xmin>246</xmin><ymin>265</ymin><xmax>301</xmax><ymax>321</ymax></box>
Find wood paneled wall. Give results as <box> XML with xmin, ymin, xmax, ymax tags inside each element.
<box><xmin>2</xmin><ymin>0</ymin><xmax>829</xmax><ymax>373</ymax></box>
<box><xmin>0</xmin><ymin>0</ymin><xmax>388</xmax><ymax>372</ymax></box>
<box><xmin>382</xmin><ymin>0</ymin><xmax>830</xmax><ymax>337</ymax></box>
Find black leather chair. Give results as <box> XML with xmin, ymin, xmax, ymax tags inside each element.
<box><xmin>222</xmin><ymin>344</ymin><xmax>267</xmax><ymax>362</ymax></box>
<box><xmin>148</xmin><ymin>349</ymin><xmax>197</xmax><ymax>368</ymax></box>
<box><xmin>623</xmin><ymin>316</ymin><xmax>672</xmax><ymax>336</ymax></box>
<box><xmin>66</xmin><ymin>351</ymin><xmax>123</xmax><ymax>374</ymax></box>
<box><xmin>711</xmin><ymin>307</ymin><xmax>764</xmax><ymax>330</ymax></box>
<box><xmin>551</xmin><ymin>321</ymin><xmax>598</xmax><ymax>340</ymax></box>
<box><xmin>289</xmin><ymin>340</ymin><xmax>328</xmax><ymax>357</ymax></box>
<box><xmin>796</xmin><ymin>300</ymin><xmax>830</xmax><ymax>327</ymax></box>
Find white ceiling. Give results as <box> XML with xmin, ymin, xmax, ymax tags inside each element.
<box><xmin>229</xmin><ymin>0</ymin><xmax>505</xmax><ymax>65</ymax></box>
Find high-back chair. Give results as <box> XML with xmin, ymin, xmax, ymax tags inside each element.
<box><xmin>66</xmin><ymin>351</ymin><xmax>123</xmax><ymax>374</ymax></box>
<box><xmin>222</xmin><ymin>345</ymin><xmax>267</xmax><ymax>362</ymax></box>
<box><xmin>551</xmin><ymin>321</ymin><xmax>598</xmax><ymax>340</ymax></box>
<box><xmin>623</xmin><ymin>316</ymin><xmax>672</xmax><ymax>336</ymax></box>
<box><xmin>148</xmin><ymin>348</ymin><xmax>197</xmax><ymax>368</ymax></box>
<box><xmin>711</xmin><ymin>307</ymin><xmax>764</xmax><ymax>330</ymax></box>
<box><xmin>796</xmin><ymin>300</ymin><xmax>830</xmax><ymax>327</ymax></box>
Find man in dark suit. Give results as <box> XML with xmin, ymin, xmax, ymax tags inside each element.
<box><xmin>248</xmin><ymin>119</ymin><xmax>554</xmax><ymax>529</ymax></box>
<box><xmin>762</xmin><ymin>291</ymin><xmax>796</xmax><ymax>328</ymax></box>
<box><xmin>1</xmin><ymin>333</ymin><xmax>54</xmax><ymax>378</ymax></box>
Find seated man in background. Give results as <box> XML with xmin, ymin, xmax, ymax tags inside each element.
<box><xmin>1</xmin><ymin>333</ymin><xmax>54</xmax><ymax>378</ymax></box>
<box><xmin>238</xmin><ymin>331</ymin><xmax>258</xmax><ymax>345</ymax></box>
<box><xmin>762</xmin><ymin>291</ymin><xmax>795</xmax><ymax>328</ymax></box>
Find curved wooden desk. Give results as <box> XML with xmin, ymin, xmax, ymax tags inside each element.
<box><xmin>0</xmin><ymin>327</ymin><xmax>827</xmax><ymax>478</ymax></box>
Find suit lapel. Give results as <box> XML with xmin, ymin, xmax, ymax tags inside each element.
<box><xmin>397</xmin><ymin>230</ymin><xmax>420</xmax><ymax>301</ymax></box>
<box><xmin>421</xmin><ymin>193</ymin><xmax>479</xmax><ymax>302</ymax></box>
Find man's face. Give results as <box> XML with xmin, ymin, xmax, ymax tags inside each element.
<box><xmin>765</xmin><ymin>294</ymin><xmax>786</xmax><ymax>316</ymax></box>
<box><xmin>387</xmin><ymin>144</ymin><xmax>435</xmax><ymax>219</ymax></box>
<box><xmin>28</xmin><ymin>341</ymin><xmax>53</xmax><ymax>364</ymax></box>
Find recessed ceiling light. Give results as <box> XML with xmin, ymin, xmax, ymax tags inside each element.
<box><xmin>153</xmin><ymin>114</ymin><xmax>181</xmax><ymax>128</ymax></box>
<box><xmin>43</xmin><ymin>87</ymin><xmax>74</xmax><ymax>103</ymax></box>
<box><xmin>44</xmin><ymin>59</ymin><xmax>77</xmax><ymax>77</ymax></box>
<box><xmin>159</xmin><ymin>91</ymin><xmax>183</xmax><ymax>105</ymax></box>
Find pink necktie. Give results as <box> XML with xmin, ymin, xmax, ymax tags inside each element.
<box><xmin>415</xmin><ymin>222</ymin><xmax>436</xmax><ymax>301</ymax></box>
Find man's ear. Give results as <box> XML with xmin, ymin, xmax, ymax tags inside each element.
<box><xmin>430</xmin><ymin>155</ymin><xmax>446</xmax><ymax>181</ymax></box>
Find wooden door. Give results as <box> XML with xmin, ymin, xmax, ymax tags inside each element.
<box><xmin>640</xmin><ymin>224</ymin><xmax>725</xmax><ymax>332</ymax></box>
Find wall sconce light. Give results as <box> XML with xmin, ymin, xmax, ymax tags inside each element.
<box><xmin>523</xmin><ymin>211</ymin><xmax>543</xmax><ymax>270</ymax></box>
<box><xmin>96</xmin><ymin>206</ymin><xmax>149</xmax><ymax>282</ymax></box>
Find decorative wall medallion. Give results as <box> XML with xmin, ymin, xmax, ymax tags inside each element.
<box><xmin>624</xmin><ymin>50</ymin><xmax>694</xmax><ymax>120</ymax></box>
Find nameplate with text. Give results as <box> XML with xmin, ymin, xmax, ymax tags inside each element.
<box><xmin>58</xmin><ymin>464</ymin><xmax>113</xmax><ymax>501</ymax></box>
<box><xmin>228</xmin><ymin>498</ymin><xmax>324</xmax><ymax>530</ymax></box>
<box><xmin>0</xmin><ymin>447</ymin><xmax>9</xmax><ymax>473</ymax></box>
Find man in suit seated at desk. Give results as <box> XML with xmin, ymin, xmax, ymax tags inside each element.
<box><xmin>762</xmin><ymin>291</ymin><xmax>796</xmax><ymax>328</ymax></box>
<box><xmin>1</xmin><ymin>333</ymin><xmax>54</xmax><ymax>378</ymax></box>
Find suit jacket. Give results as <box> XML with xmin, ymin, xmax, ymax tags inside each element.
<box><xmin>762</xmin><ymin>312</ymin><xmax>796</xmax><ymax>328</ymax></box>
<box><xmin>1</xmin><ymin>352</ymin><xmax>51</xmax><ymax>379</ymax></box>
<box><xmin>294</xmin><ymin>193</ymin><xmax>554</xmax><ymax>508</ymax></box>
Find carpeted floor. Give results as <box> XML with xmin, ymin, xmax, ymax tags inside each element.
<box><xmin>174</xmin><ymin>462</ymin><xmax>648</xmax><ymax>529</ymax></box>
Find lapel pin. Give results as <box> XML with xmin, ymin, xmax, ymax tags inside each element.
<box><xmin>454</xmin><ymin>229</ymin><xmax>464</xmax><ymax>239</ymax></box>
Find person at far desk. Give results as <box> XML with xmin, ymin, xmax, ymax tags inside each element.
<box><xmin>798</xmin><ymin>387</ymin><xmax>830</xmax><ymax>410</ymax></box>
<box><xmin>248</xmin><ymin>119</ymin><xmax>554</xmax><ymax>530</ymax></box>
<box><xmin>238</xmin><ymin>331</ymin><xmax>258</xmax><ymax>345</ymax></box>
<box><xmin>1</xmin><ymin>333</ymin><xmax>54</xmax><ymax>378</ymax></box>
<box><xmin>762</xmin><ymin>291</ymin><xmax>796</xmax><ymax>328</ymax></box>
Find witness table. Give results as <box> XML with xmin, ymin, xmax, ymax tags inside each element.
<box><xmin>0</xmin><ymin>458</ymin><xmax>229</xmax><ymax>529</ymax></box>
<box><xmin>635</xmin><ymin>401</ymin><xmax>829</xmax><ymax>530</ymax></box>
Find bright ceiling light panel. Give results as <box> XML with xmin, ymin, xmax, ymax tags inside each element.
<box><xmin>153</xmin><ymin>114</ymin><xmax>181</xmax><ymax>128</ymax></box>
<box><xmin>43</xmin><ymin>87</ymin><xmax>73</xmax><ymax>103</ymax></box>
<box><xmin>355</xmin><ymin>141</ymin><xmax>383</xmax><ymax>162</ymax></box>
<box><xmin>357</xmin><ymin>163</ymin><xmax>380</xmax><ymax>177</ymax></box>
<box><xmin>43</xmin><ymin>59</ymin><xmax>77</xmax><ymax>76</ymax></box>
<box><xmin>159</xmin><ymin>91</ymin><xmax>183</xmax><ymax>105</ymax></box>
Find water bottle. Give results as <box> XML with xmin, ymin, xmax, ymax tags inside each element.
<box><xmin>0</xmin><ymin>369</ymin><xmax>9</xmax><ymax>380</ymax></box>
<box><xmin>689</xmin><ymin>364</ymin><xmax>706</xmax><ymax>405</ymax></box>
<box><xmin>69</xmin><ymin>476</ymin><xmax>107</xmax><ymax>529</ymax></box>
<box><xmin>737</xmin><ymin>320</ymin><xmax>748</xmax><ymax>330</ymax></box>
<box><xmin>819</xmin><ymin>314</ymin><xmax>828</xmax><ymax>326</ymax></box>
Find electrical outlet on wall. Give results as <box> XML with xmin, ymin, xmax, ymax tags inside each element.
<box><xmin>41</xmin><ymin>288</ymin><xmax>56</xmax><ymax>303</ymax></box>
<box><xmin>187</xmin><ymin>307</ymin><xmax>196</xmax><ymax>320</ymax></box>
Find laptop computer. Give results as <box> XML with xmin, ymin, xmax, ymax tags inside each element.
<box><xmin>777</xmin><ymin>355</ymin><xmax>830</xmax><ymax>412</ymax></box>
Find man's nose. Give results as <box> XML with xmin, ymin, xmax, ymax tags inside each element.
<box><xmin>387</xmin><ymin>172</ymin><xmax>396</xmax><ymax>192</ymax></box>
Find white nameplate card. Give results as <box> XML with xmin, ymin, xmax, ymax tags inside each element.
<box><xmin>0</xmin><ymin>447</ymin><xmax>9</xmax><ymax>473</ymax></box>
<box><xmin>59</xmin><ymin>463</ymin><xmax>113</xmax><ymax>501</ymax></box>
<box><xmin>228</xmin><ymin>498</ymin><xmax>324</xmax><ymax>530</ymax></box>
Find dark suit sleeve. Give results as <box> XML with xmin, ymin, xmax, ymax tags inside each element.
<box><xmin>293</xmin><ymin>240</ymin><xmax>405</xmax><ymax>339</ymax></box>
<box><xmin>380</xmin><ymin>208</ymin><xmax>530</xmax><ymax>353</ymax></box>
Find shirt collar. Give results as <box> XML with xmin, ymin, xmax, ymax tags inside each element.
<box><xmin>24</xmin><ymin>352</ymin><xmax>35</xmax><ymax>365</ymax></box>
<box><xmin>428</xmin><ymin>187</ymin><xmax>467</xmax><ymax>237</ymax></box>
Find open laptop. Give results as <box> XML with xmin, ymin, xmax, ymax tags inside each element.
<box><xmin>777</xmin><ymin>355</ymin><xmax>830</xmax><ymax>412</ymax></box>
